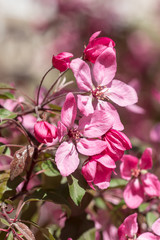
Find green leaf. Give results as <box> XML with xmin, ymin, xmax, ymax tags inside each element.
<box><xmin>0</xmin><ymin>92</ymin><xmax>15</xmax><ymax>100</ymax></box>
<box><xmin>0</xmin><ymin>217</ymin><xmax>10</xmax><ymax>226</ymax></box>
<box><xmin>41</xmin><ymin>160</ymin><xmax>60</xmax><ymax>177</ymax></box>
<box><xmin>146</xmin><ymin>211</ymin><xmax>158</xmax><ymax>228</ymax></box>
<box><xmin>68</xmin><ymin>175</ymin><xmax>85</xmax><ymax>206</ymax></box>
<box><xmin>138</xmin><ymin>202</ymin><xmax>149</xmax><ymax>213</ymax></box>
<box><xmin>78</xmin><ymin>228</ymin><xmax>96</xmax><ymax>240</ymax></box>
<box><xmin>0</xmin><ymin>83</ymin><xmax>15</xmax><ymax>90</ymax></box>
<box><xmin>25</xmin><ymin>188</ymin><xmax>69</xmax><ymax>206</ymax></box>
<box><xmin>0</xmin><ymin>172</ymin><xmax>10</xmax><ymax>200</ymax></box>
<box><xmin>109</xmin><ymin>178</ymin><xmax>128</xmax><ymax>188</ymax></box>
<box><xmin>0</xmin><ymin>109</ymin><xmax>17</xmax><ymax>120</ymax></box>
<box><xmin>7</xmin><ymin>232</ymin><xmax>13</xmax><ymax>240</ymax></box>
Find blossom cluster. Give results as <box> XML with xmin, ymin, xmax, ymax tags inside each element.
<box><xmin>34</xmin><ymin>31</ymin><xmax>137</xmax><ymax>189</ymax></box>
<box><xmin>1</xmin><ymin>31</ymin><xmax>160</xmax><ymax>239</ymax></box>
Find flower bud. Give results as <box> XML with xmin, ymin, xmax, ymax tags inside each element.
<box><xmin>52</xmin><ymin>52</ymin><xmax>73</xmax><ymax>72</ymax></box>
<box><xmin>83</xmin><ymin>31</ymin><xmax>115</xmax><ymax>63</ymax></box>
<box><xmin>34</xmin><ymin>121</ymin><xmax>57</xmax><ymax>143</ymax></box>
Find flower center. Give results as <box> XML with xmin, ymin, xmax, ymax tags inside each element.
<box><xmin>131</xmin><ymin>168</ymin><xmax>140</xmax><ymax>178</ymax></box>
<box><xmin>92</xmin><ymin>85</ymin><xmax>109</xmax><ymax>101</ymax></box>
<box><xmin>68</xmin><ymin>128</ymin><xmax>81</xmax><ymax>142</ymax></box>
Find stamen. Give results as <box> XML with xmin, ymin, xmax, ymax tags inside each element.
<box><xmin>131</xmin><ymin>168</ymin><xmax>140</xmax><ymax>178</ymax></box>
<box><xmin>92</xmin><ymin>85</ymin><xmax>109</xmax><ymax>101</ymax></box>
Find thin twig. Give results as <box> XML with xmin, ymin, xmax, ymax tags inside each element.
<box><xmin>42</xmin><ymin>69</ymin><xmax>69</xmax><ymax>104</ymax></box>
<box><xmin>36</xmin><ymin>66</ymin><xmax>53</xmax><ymax>105</ymax></box>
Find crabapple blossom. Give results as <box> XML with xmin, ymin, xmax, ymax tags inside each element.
<box><xmin>83</xmin><ymin>31</ymin><xmax>115</xmax><ymax>63</ymax></box>
<box><xmin>52</xmin><ymin>52</ymin><xmax>73</xmax><ymax>72</ymax></box>
<box><xmin>118</xmin><ymin>213</ymin><xmax>138</xmax><ymax>240</ymax></box>
<box><xmin>82</xmin><ymin>152</ymin><xmax>116</xmax><ymax>190</ymax></box>
<box><xmin>55</xmin><ymin>92</ymin><xmax>114</xmax><ymax>176</ymax></box>
<box><xmin>82</xmin><ymin>129</ymin><xmax>131</xmax><ymax>189</ymax></box>
<box><xmin>71</xmin><ymin>47</ymin><xmax>137</xmax><ymax>130</ymax></box>
<box><xmin>120</xmin><ymin>148</ymin><xmax>160</xmax><ymax>208</ymax></box>
<box><xmin>34</xmin><ymin>120</ymin><xmax>57</xmax><ymax>143</ymax></box>
<box><xmin>118</xmin><ymin>213</ymin><xmax>160</xmax><ymax>240</ymax></box>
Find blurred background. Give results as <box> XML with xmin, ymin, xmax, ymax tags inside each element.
<box><xmin>0</xmin><ymin>0</ymin><xmax>160</xmax><ymax>158</ymax></box>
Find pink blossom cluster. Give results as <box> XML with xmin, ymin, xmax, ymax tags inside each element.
<box><xmin>34</xmin><ymin>31</ymin><xmax>138</xmax><ymax>190</ymax></box>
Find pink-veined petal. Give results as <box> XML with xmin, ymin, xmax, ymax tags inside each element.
<box><xmin>140</xmin><ymin>148</ymin><xmax>152</xmax><ymax>170</ymax></box>
<box><xmin>77</xmin><ymin>95</ymin><xmax>94</xmax><ymax>116</ymax></box>
<box><xmin>126</xmin><ymin>104</ymin><xmax>145</xmax><ymax>114</ymax></box>
<box><xmin>93</xmin><ymin>48</ymin><xmax>117</xmax><ymax>86</ymax></box>
<box><xmin>79</xmin><ymin>110</ymin><xmax>113</xmax><ymax>138</ymax></box>
<box><xmin>137</xmin><ymin>233</ymin><xmax>159</xmax><ymax>240</ymax></box>
<box><xmin>57</xmin><ymin>121</ymin><xmax>68</xmax><ymax>142</ymax></box>
<box><xmin>89</xmin><ymin>31</ymin><xmax>101</xmax><ymax>42</ymax></box>
<box><xmin>120</xmin><ymin>155</ymin><xmax>139</xmax><ymax>180</ymax></box>
<box><xmin>82</xmin><ymin>159</ymin><xmax>97</xmax><ymax>190</ymax></box>
<box><xmin>77</xmin><ymin>138</ymin><xmax>107</xmax><ymax>156</ymax></box>
<box><xmin>141</xmin><ymin>173</ymin><xmax>160</xmax><ymax>197</ymax></box>
<box><xmin>106</xmin><ymin>80</ymin><xmax>138</xmax><ymax>106</ymax></box>
<box><xmin>96</xmin><ymin>102</ymin><xmax>124</xmax><ymax>131</ymax></box>
<box><xmin>124</xmin><ymin>178</ymin><xmax>144</xmax><ymax>209</ymax></box>
<box><xmin>55</xmin><ymin>142</ymin><xmax>79</xmax><ymax>176</ymax></box>
<box><xmin>70</xmin><ymin>58</ymin><xmax>93</xmax><ymax>91</ymax></box>
<box><xmin>93</xmin><ymin>164</ymin><xmax>112</xmax><ymax>189</ymax></box>
<box><xmin>152</xmin><ymin>218</ymin><xmax>160</xmax><ymax>236</ymax></box>
<box><xmin>61</xmin><ymin>92</ymin><xmax>77</xmax><ymax>128</ymax></box>
<box><xmin>118</xmin><ymin>213</ymin><xmax>138</xmax><ymax>239</ymax></box>
<box><xmin>95</xmin><ymin>153</ymin><xmax>116</xmax><ymax>169</ymax></box>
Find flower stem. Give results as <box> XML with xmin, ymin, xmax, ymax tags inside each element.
<box><xmin>36</xmin><ymin>66</ymin><xmax>53</xmax><ymax>106</ymax></box>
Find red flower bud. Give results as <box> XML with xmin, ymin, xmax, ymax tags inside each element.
<box><xmin>34</xmin><ymin>121</ymin><xmax>57</xmax><ymax>143</ymax></box>
<box><xmin>52</xmin><ymin>52</ymin><xmax>73</xmax><ymax>72</ymax></box>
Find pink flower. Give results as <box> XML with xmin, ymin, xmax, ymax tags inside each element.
<box><xmin>82</xmin><ymin>152</ymin><xmax>116</xmax><ymax>190</ymax></box>
<box><xmin>52</xmin><ymin>52</ymin><xmax>73</xmax><ymax>72</ymax></box>
<box><xmin>71</xmin><ymin>47</ymin><xmax>138</xmax><ymax>130</ymax></box>
<box><xmin>102</xmin><ymin>129</ymin><xmax>132</xmax><ymax>161</ymax></box>
<box><xmin>34</xmin><ymin>121</ymin><xmax>57</xmax><ymax>143</ymax></box>
<box><xmin>118</xmin><ymin>213</ymin><xmax>138</xmax><ymax>240</ymax></box>
<box><xmin>120</xmin><ymin>148</ymin><xmax>160</xmax><ymax>208</ymax></box>
<box><xmin>55</xmin><ymin>92</ymin><xmax>114</xmax><ymax>176</ymax></box>
<box><xmin>118</xmin><ymin>213</ymin><xmax>160</xmax><ymax>240</ymax></box>
<box><xmin>83</xmin><ymin>31</ymin><xmax>115</xmax><ymax>63</ymax></box>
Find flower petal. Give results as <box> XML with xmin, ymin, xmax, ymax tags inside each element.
<box><xmin>61</xmin><ymin>92</ymin><xmax>77</xmax><ymax>128</ymax></box>
<box><xmin>96</xmin><ymin>102</ymin><xmax>124</xmax><ymax>131</ymax></box>
<box><xmin>118</xmin><ymin>213</ymin><xmax>138</xmax><ymax>239</ymax></box>
<box><xmin>120</xmin><ymin>155</ymin><xmax>139</xmax><ymax>180</ymax></box>
<box><xmin>93</xmin><ymin>48</ymin><xmax>117</xmax><ymax>86</ymax></box>
<box><xmin>106</xmin><ymin>80</ymin><xmax>138</xmax><ymax>106</ymax></box>
<box><xmin>77</xmin><ymin>138</ymin><xmax>107</xmax><ymax>156</ymax></box>
<box><xmin>70</xmin><ymin>58</ymin><xmax>93</xmax><ymax>91</ymax></box>
<box><xmin>94</xmin><ymin>163</ymin><xmax>112</xmax><ymax>189</ymax></box>
<box><xmin>95</xmin><ymin>153</ymin><xmax>116</xmax><ymax>169</ymax></box>
<box><xmin>137</xmin><ymin>233</ymin><xmax>159</xmax><ymax>240</ymax></box>
<box><xmin>152</xmin><ymin>218</ymin><xmax>160</xmax><ymax>236</ymax></box>
<box><xmin>79</xmin><ymin>110</ymin><xmax>113</xmax><ymax>138</ymax></box>
<box><xmin>124</xmin><ymin>178</ymin><xmax>144</xmax><ymax>209</ymax></box>
<box><xmin>141</xmin><ymin>173</ymin><xmax>160</xmax><ymax>197</ymax></box>
<box><xmin>57</xmin><ymin>121</ymin><xmax>68</xmax><ymax>142</ymax></box>
<box><xmin>140</xmin><ymin>148</ymin><xmax>152</xmax><ymax>170</ymax></box>
<box><xmin>55</xmin><ymin>142</ymin><xmax>79</xmax><ymax>176</ymax></box>
<box><xmin>77</xmin><ymin>95</ymin><xmax>94</xmax><ymax>116</ymax></box>
<box><xmin>82</xmin><ymin>159</ymin><xmax>97</xmax><ymax>190</ymax></box>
